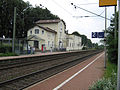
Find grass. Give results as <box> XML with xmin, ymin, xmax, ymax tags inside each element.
<box><xmin>89</xmin><ymin>60</ymin><xmax>117</xmax><ymax>90</ymax></box>
<box><xmin>104</xmin><ymin>61</ymin><xmax>117</xmax><ymax>78</ymax></box>
<box><xmin>0</xmin><ymin>53</ymin><xmax>18</xmax><ymax>57</ymax></box>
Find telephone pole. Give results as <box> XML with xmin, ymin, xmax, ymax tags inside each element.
<box><xmin>12</xmin><ymin>7</ymin><xmax>16</xmax><ymax>53</ymax></box>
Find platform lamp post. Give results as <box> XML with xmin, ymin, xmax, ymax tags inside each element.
<box><xmin>12</xmin><ymin>7</ymin><xmax>17</xmax><ymax>53</ymax></box>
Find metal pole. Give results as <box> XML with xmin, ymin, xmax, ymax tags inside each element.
<box><xmin>117</xmin><ymin>0</ymin><xmax>120</xmax><ymax>89</ymax></box>
<box><xmin>114</xmin><ymin>6</ymin><xmax>117</xmax><ymax>40</ymax></box>
<box><xmin>114</xmin><ymin>6</ymin><xmax>117</xmax><ymax>52</ymax></box>
<box><xmin>104</xmin><ymin>7</ymin><xmax>107</xmax><ymax>68</ymax></box>
<box><xmin>12</xmin><ymin>7</ymin><xmax>16</xmax><ymax>53</ymax></box>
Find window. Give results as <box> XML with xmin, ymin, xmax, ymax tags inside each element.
<box><xmin>52</xmin><ymin>33</ymin><xmax>54</xmax><ymax>37</ymax></box>
<box><xmin>42</xmin><ymin>30</ymin><xmax>44</xmax><ymax>34</ymax></box>
<box><xmin>48</xmin><ymin>41</ymin><xmax>50</xmax><ymax>47</ymax></box>
<box><xmin>60</xmin><ymin>23</ymin><xmax>62</xmax><ymax>32</ymax></box>
<box><xmin>61</xmin><ymin>28</ymin><xmax>62</xmax><ymax>31</ymax></box>
<box><xmin>52</xmin><ymin>41</ymin><xmax>54</xmax><ymax>47</ymax></box>
<box><xmin>60</xmin><ymin>32</ymin><xmax>62</xmax><ymax>37</ymax></box>
<box><xmin>35</xmin><ymin>29</ymin><xmax>39</xmax><ymax>34</ymax></box>
<box><xmin>47</xmin><ymin>33</ymin><xmax>51</xmax><ymax>37</ymax></box>
<box><xmin>61</xmin><ymin>23</ymin><xmax>62</xmax><ymax>30</ymax></box>
<box><xmin>30</xmin><ymin>31</ymin><xmax>32</xmax><ymax>34</ymax></box>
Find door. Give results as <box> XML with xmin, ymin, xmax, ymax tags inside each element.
<box><xmin>34</xmin><ymin>41</ymin><xmax>39</xmax><ymax>48</ymax></box>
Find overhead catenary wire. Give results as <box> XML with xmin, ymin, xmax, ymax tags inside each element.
<box><xmin>73</xmin><ymin>10</ymin><xmax>105</xmax><ymax>18</ymax></box>
<box><xmin>71</xmin><ymin>3</ymin><xmax>111</xmax><ymax>21</ymax></box>
<box><xmin>77</xmin><ymin>3</ymin><xmax>98</xmax><ymax>5</ymax></box>
<box><xmin>51</xmin><ymin>0</ymin><xmax>73</xmax><ymax>16</ymax></box>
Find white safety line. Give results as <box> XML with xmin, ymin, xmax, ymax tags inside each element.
<box><xmin>53</xmin><ymin>52</ymin><xmax>104</xmax><ymax>90</ymax></box>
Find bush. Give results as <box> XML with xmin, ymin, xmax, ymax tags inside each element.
<box><xmin>89</xmin><ymin>73</ymin><xmax>117</xmax><ymax>90</ymax></box>
<box><xmin>107</xmin><ymin>38</ymin><xmax>118</xmax><ymax>64</ymax></box>
<box><xmin>0</xmin><ymin>45</ymin><xmax>12</xmax><ymax>53</ymax></box>
<box><xmin>82</xmin><ymin>47</ymin><xmax>87</xmax><ymax>50</ymax></box>
<box><xmin>0</xmin><ymin>53</ymin><xmax>18</xmax><ymax>57</ymax></box>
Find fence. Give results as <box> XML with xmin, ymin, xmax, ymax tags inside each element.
<box><xmin>0</xmin><ymin>38</ymin><xmax>28</xmax><ymax>54</ymax></box>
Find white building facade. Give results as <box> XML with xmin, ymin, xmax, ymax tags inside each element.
<box><xmin>36</xmin><ymin>19</ymin><xmax>67</xmax><ymax>50</ymax></box>
<box><xmin>66</xmin><ymin>34</ymin><xmax>82</xmax><ymax>51</ymax></box>
<box><xmin>27</xmin><ymin>19</ymin><xmax>82</xmax><ymax>52</ymax></box>
<box><xmin>27</xmin><ymin>25</ymin><xmax>57</xmax><ymax>51</ymax></box>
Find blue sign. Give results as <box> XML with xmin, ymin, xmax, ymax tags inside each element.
<box><xmin>92</xmin><ymin>32</ymin><xmax>104</xmax><ymax>38</ymax></box>
<box><xmin>92</xmin><ymin>32</ymin><xmax>97</xmax><ymax>38</ymax></box>
<box><xmin>98</xmin><ymin>32</ymin><xmax>104</xmax><ymax>38</ymax></box>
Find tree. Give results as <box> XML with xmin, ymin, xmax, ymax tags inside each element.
<box><xmin>106</xmin><ymin>12</ymin><xmax>118</xmax><ymax>64</ymax></box>
<box><xmin>0</xmin><ymin>0</ymin><xmax>59</xmax><ymax>38</ymax></box>
<box><xmin>0</xmin><ymin>0</ymin><xmax>28</xmax><ymax>38</ymax></box>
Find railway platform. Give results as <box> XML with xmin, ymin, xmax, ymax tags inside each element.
<box><xmin>24</xmin><ymin>52</ymin><xmax>105</xmax><ymax>90</ymax></box>
<box><xmin>0</xmin><ymin>51</ymin><xmax>69</xmax><ymax>60</ymax></box>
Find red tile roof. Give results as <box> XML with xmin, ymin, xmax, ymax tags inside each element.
<box><xmin>37</xmin><ymin>25</ymin><xmax>57</xmax><ymax>34</ymax></box>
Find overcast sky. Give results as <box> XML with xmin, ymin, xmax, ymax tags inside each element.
<box><xmin>23</xmin><ymin>0</ymin><xmax>117</xmax><ymax>44</ymax></box>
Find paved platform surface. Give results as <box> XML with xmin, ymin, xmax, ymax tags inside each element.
<box><xmin>24</xmin><ymin>52</ymin><xmax>105</xmax><ymax>90</ymax></box>
<box><xmin>0</xmin><ymin>51</ymin><xmax>69</xmax><ymax>60</ymax></box>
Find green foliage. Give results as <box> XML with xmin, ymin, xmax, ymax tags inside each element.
<box><xmin>0</xmin><ymin>0</ymin><xmax>59</xmax><ymax>38</ymax></box>
<box><xmin>98</xmin><ymin>45</ymin><xmax>104</xmax><ymax>49</ymax></box>
<box><xmin>72</xmin><ymin>31</ymin><xmax>81</xmax><ymax>36</ymax></box>
<box><xmin>86</xmin><ymin>39</ymin><xmax>92</xmax><ymax>48</ymax></box>
<box><xmin>106</xmin><ymin>12</ymin><xmax>118</xmax><ymax>64</ymax></box>
<box><xmin>92</xmin><ymin>43</ymin><xmax>99</xmax><ymax>49</ymax></box>
<box><xmin>0</xmin><ymin>53</ymin><xmax>18</xmax><ymax>57</ymax></box>
<box><xmin>89</xmin><ymin>61</ymin><xmax>117</xmax><ymax>90</ymax></box>
<box><xmin>104</xmin><ymin>61</ymin><xmax>117</xmax><ymax>78</ymax></box>
<box><xmin>89</xmin><ymin>75</ymin><xmax>117</xmax><ymax>90</ymax></box>
<box><xmin>0</xmin><ymin>44</ymin><xmax>12</xmax><ymax>53</ymax></box>
<box><xmin>82</xmin><ymin>46</ymin><xmax>87</xmax><ymax>50</ymax></box>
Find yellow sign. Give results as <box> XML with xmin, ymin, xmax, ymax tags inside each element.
<box><xmin>99</xmin><ymin>0</ymin><xmax>117</xmax><ymax>7</ymax></box>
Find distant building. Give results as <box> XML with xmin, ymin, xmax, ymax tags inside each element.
<box><xmin>66</xmin><ymin>34</ymin><xmax>82</xmax><ymax>51</ymax></box>
<box><xmin>27</xmin><ymin>19</ymin><xmax>82</xmax><ymax>52</ymax></box>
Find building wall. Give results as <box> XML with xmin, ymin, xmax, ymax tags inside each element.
<box><xmin>37</xmin><ymin>20</ymin><xmax>66</xmax><ymax>50</ymax></box>
<box><xmin>66</xmin><ymin>34</ymin><xmax>82</xmax><ymax>51</ymax></box>
<box><xmin>27</xmin><ymin>20</ymin><xmax>82</xmax><ymax>52</ymax></box>
<box><xmin>27</xmin><ymin>26</ymin><xmax>56</xmax><ymax>51</ymax></box>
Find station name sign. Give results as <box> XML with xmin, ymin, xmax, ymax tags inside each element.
<box><xmin>99</xmin><ymin>0</ymin><xmax>117</xmax><ymax>7</ymax></box>
<box><xmin>92</xmin><ymin>32</ymin><xmax>104</xmax><ymax>38</ymax></box>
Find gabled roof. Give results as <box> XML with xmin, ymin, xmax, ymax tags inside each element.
<box><xmin>35</xmin><ymin>19</ymin><xmax>61</xmax><ymax>24</ymax></box>
<box><xmin>35</xmin><ymin>19</ymin><xmax>66</xmax><ymax>29</ymax></box>
<box><xmin>37</xmin><ymin>25</ymin><xmax>57</xmax><ymax>34</ymax></box>
<box><xmin>27</xmin><ymin>35</ymin><xmax>45</xmax><ymax>41</ymax></box>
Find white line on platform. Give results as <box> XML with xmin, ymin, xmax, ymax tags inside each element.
<box><xmin>53</xmin><ymin>52</ymin><xmax>104</xmax><ymax>90</ymax></box>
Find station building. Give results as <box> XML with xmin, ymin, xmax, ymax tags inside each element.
<box><xmin>27</xmin><ymin>19</ymin><xmax>82</xmax><ymax>52</ymax></box>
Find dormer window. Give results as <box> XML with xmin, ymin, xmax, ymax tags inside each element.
<box><xmin>30</xmin><ymin>31</ymin><xmax>32</xmax><ymax>34</ymax></box>
<box><xmin>42</xmin><ymin>30</ymin><xmax>44</xmax><ymax>34</ymax></box>
<box><xmin>35</xmin><ymin>29</ymin><xmax>39</xmax><ymax>34</ymax></box>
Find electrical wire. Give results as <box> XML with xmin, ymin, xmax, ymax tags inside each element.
<box><xmin>77</xmin><ymin>3</ymin><xmax>98</xmax><ymax>5</ymax></box>
<box><xmin>51</xmin><ymin>0</ymin><xmax>73</xmax><ymax>16</ymax></box>
<box><xmin>71</xmin><ymin>3</ymin><xmax>111</xmax><ymax>20</ymax></box>
<box><xmin>73</xmin><ymin>10</ymin><xmax>105</xmax><ymax>18</ymax></box>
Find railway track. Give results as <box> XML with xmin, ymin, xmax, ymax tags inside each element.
<box><xmin>0</xmin><ymin>50</ymin><xmax>102</xmax><ymax>90</ymax></box>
